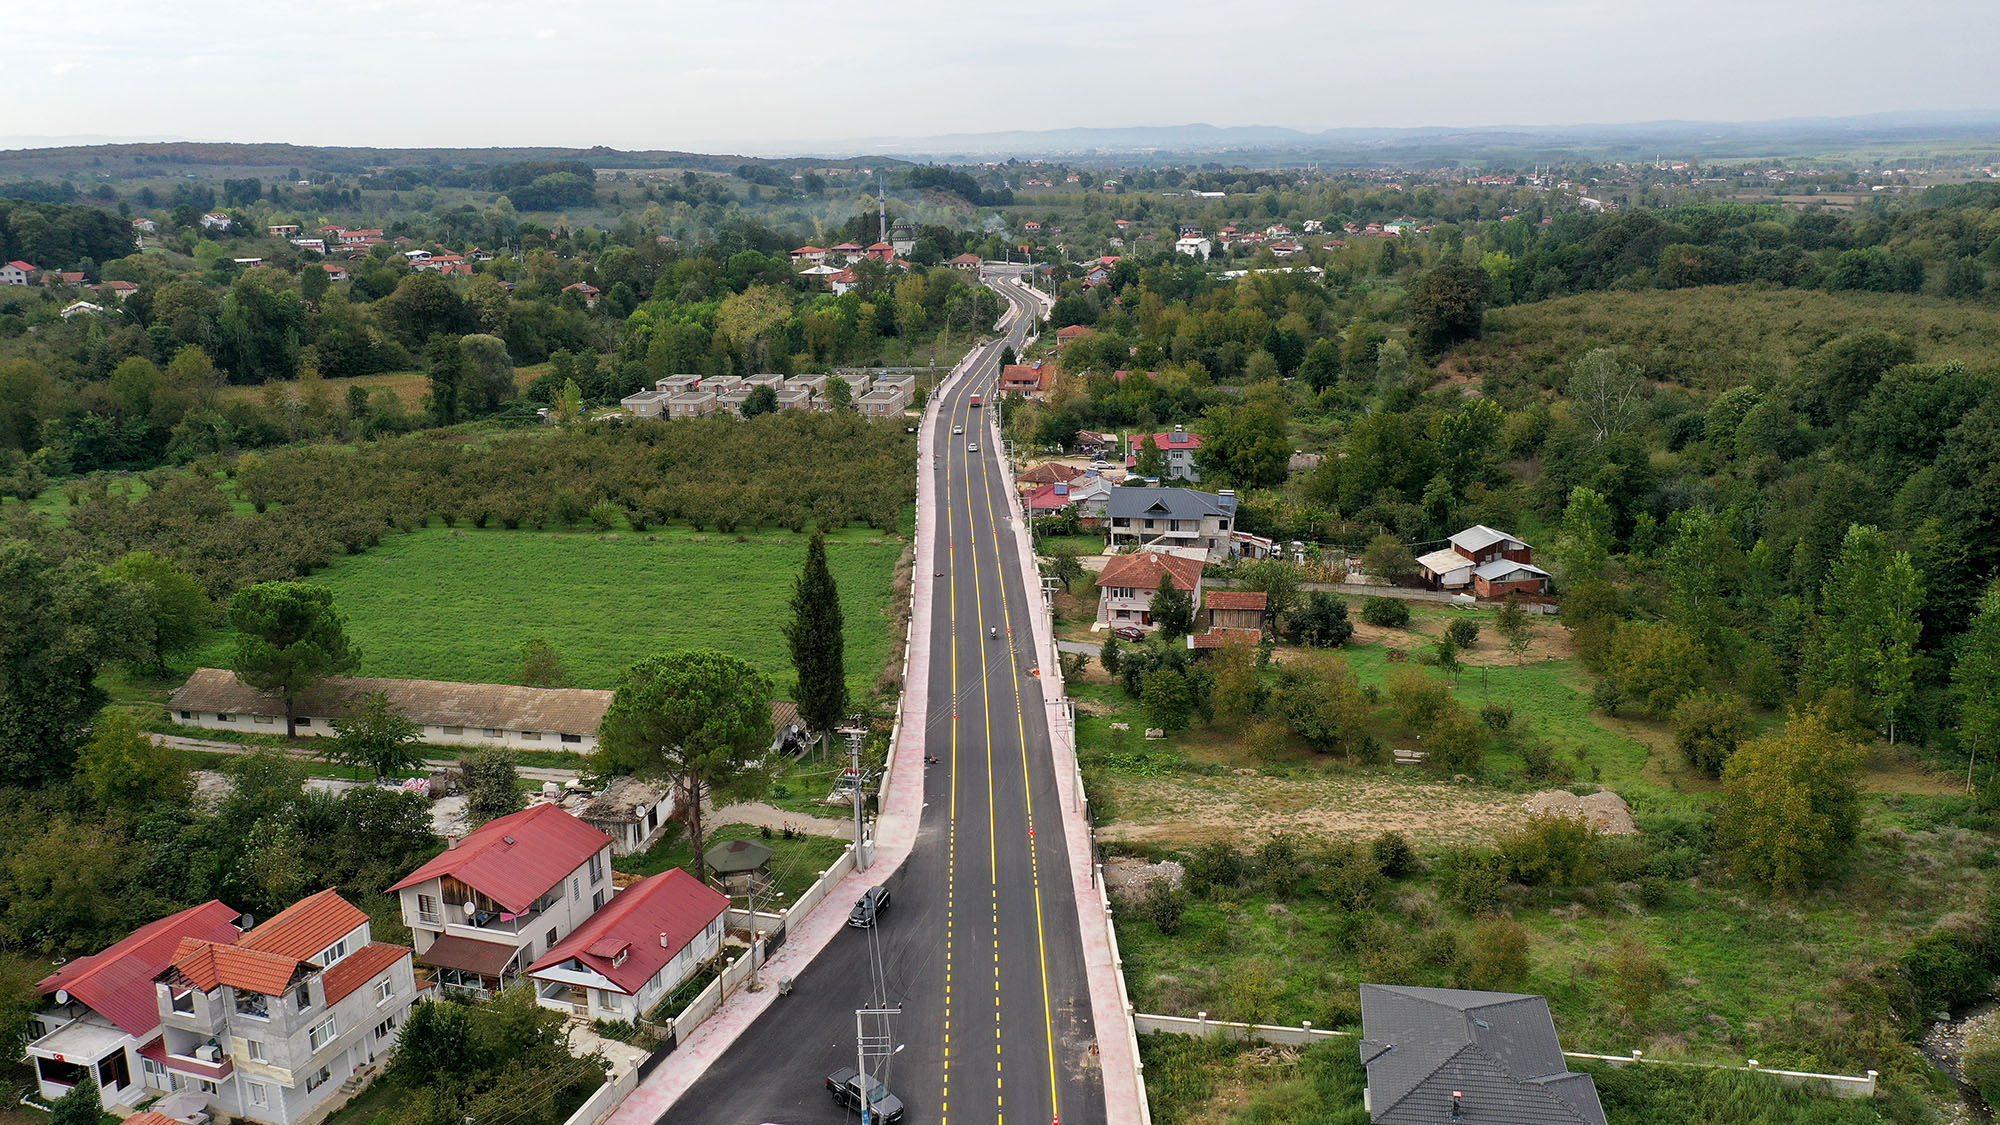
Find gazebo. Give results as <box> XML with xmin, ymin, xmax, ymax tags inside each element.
<box><xmin>703</xmin><ymin>837</ymin><xmax>774</xmax><ymax>895</ymax></box>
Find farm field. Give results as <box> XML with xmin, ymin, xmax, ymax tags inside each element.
<box><xmin>191</xmin><ymin>520</ymin><xmax>910</xmax><ymax>701</ymax></box>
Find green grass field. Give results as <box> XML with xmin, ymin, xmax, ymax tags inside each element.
<box><xmin>192</xmin><ymin>522</ymin><xmax>909</xmax><ymax>700</ymax></box>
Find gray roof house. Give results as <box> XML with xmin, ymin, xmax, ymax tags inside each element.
<box><xmin>1105</xmin><ymin>484</ymin><xmax>1239</xmax><ymax>563</ymax></box>
<box><xmin>1359</xmin><ymin>984</ymin><xmax>1605</xmax><ymax>1125</ymax></box>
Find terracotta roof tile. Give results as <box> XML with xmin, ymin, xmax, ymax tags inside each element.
<box><xmin>321</xmin><ymin>942</ymin><xmax>410</xmax><ymax>1005</ymax></box>
<box><xmin>1096</xmin><ymin>551</ymin><xmax>1204</xmax><ymax>593</ymax></box>
<box><xmin>1204</xmin><ymin>591</ymin><xmax>1268</xmax><ymax>611</ymax></box>
<box><xmin>168</xmin><ymin>937</ymin><xmax>302</xmax><ymax>997</ymax></box>
<box><xmin>238</xmin><ymin>888</ymin><xmax>368</xmax><ymax>961</ymax></box>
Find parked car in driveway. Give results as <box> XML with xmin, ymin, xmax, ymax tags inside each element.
<box><xmin>848</xmin><ymin>885</ymin><xmax>891</xmax><ymax>927</ymax></box>
<box><xmin>825</xmin><ymin>1067</ymin><xmax>905</xmax><ymax>1123</ymax></box>
<box><xmin>1111</xmin><ymin>625</ymin><xmax>1147</xmax><ymax>641</ymax></box>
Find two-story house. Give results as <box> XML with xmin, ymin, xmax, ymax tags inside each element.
<box><xmin>1415</xmin><ymin>524</ymin><xmax>1551</xmax><ymax>598</ymax></box>
<box><xmin>1105</xmin><ymin>484</ymin><xmax>1238</xmax><ymax>563</ymax></box>
<box><xmin>389</xmin><ymin>803</ymin><xmax>616</xmax><ymax>995</ymax></box>
<box><xmin>154</xmin><ymin>889</ymin><xmax>415</xmax><ymax>1125</ymax></box>
<box><xmin>527</xmin><ymin>869</ymin><xmax>729</xmax><ymax>1023</ymax></box>
<box><xmin>1124</xmin><ymin>425</ymin><xmax>1203</xmax><ymax>483</ymax></box>
<box><xmin>28</xmin><ymin>901</ymin><xmax>245</xmax><ymax>1111</ymax></box>
<box><xmin>1094</xmin><ymin>548</ymin><xmax>1206</xmax><ymax>631</ymax></box>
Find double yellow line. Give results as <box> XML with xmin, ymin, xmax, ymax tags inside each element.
<box><xmin>939</xmin><ymin>288</ymin><xmax>1063</xmax><ymax>1125</ymax></box>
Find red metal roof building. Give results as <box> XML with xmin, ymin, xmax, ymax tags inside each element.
<box><xmin>391</xmin><ymin>802</ymin><xmax>613</xmax><ymax>914</ymax></box>
<box><xmin>35</xmin><ymin>901</ymin><xmax>242</xmax><ymax>1038</ymax></box>
<box><xmin>527</xmin><ymin>869</ymin><xmax>729</xmax><ymax>1023</ymax></box>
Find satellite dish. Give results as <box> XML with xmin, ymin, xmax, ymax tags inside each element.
<box><xmin>54</xmin><ymin>989</ymin><xmax>69</xmax><ymax>1006</ymax></box>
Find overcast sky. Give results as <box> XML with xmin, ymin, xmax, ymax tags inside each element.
<box><xmin>4</xmin><ymin>0</ymin><xmax>1996</xmax><ymax>153</ymax></box>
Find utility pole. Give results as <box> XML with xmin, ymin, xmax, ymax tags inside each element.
<box><xmin>854</xmin><ymin>1005</ymin><xmax>903</xmax><ymax>1125</ymax></box>
<box><xmin>840</xmin><ymin>724</ymin><xmax>872</xmax><ymax>871</ymax></box>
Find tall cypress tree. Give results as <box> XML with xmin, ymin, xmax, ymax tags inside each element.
<box><xmin>785</xmin><ymin>530</ymin><xmax>847</xmax><ymax>750</ymax></box>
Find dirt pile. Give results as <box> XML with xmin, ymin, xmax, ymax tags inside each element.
<box><xmin>1522</xmin><ymin>789</ymin><xmax>1638</xmax><ymax>835</ymax></box>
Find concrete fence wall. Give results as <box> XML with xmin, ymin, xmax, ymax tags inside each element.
<box><xmin>1134</xmin><ymin>1014</ymin><xmax>1880</xmax><ymax>1100</ymax></box>
<box><xmin>560</xmin><ymin>1063</ymin><xmax>639</xmax><ymax>1125</ymax></box>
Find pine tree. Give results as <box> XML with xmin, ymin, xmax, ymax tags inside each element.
<box><xmin>785</xmin><ymin>530</ymin><xmax>847</xmax><ymax>749</ymax></box>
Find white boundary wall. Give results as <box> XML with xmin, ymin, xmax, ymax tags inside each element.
<box><xmin>1133</xmin><ymin>1013</ymin><xmax>1880</xmax><ymax>1099</ymax></box>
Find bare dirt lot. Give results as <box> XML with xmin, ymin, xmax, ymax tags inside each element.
<box><xmin>1097</xmin><ymin>769</ymin><xmax>1524</xmax><ymax>846</ymax></box>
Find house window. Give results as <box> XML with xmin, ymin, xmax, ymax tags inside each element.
<box><xmin>304</xmin><ymin>1066</ymin><xmax>331</xmax><ymax>1092</ymax></box>
<box><xmin>171</xmin><ymin>988</ymin><xmax>195</xmax><ymax>1013</ymax></box>
<box><xmin>319</xmin><ymin>938</ymin><xmax>347</xmax><ymax>966</ymax></box>
<box><xmin>546</xmin><ymin>927</ymin><xmax>558</xmax><ymax>948</ymax></box>
<box><xmin>571</xmin><ymin>877</ymin><xmax>579</xmax><ymax>902</ymax></box>
<box><xmin>253</xmin><ymin>715</ymin><xmax>275</xmax><ymax>725</ymax></box>
<box><xmin>588</xmin><ymin>854</ymin><xmax>605</xmax><ymax>883</ymax></box>
<box><xmin>308</xmin><ymin>1017</ymin><xmax>336</xmax><ymax>1051</ymax></box>
<box><xmin>417</xmin><ymin>893</ymin><xmax>440</xmax><ymax>925</ymax></box>
<box><xmin>1115</xmin><ymin>610</ymin><xmax>1130</xmax><ymax>619</ymax></box>
<box><xmin>560</xmin><ymin>734</ymin><xmax>583</xmax><ymax>744</ymax></box>
<box><xmin>1218</xmin><ymin>519</ymin><xmax>1230</xmax><ymax>530</ymax></box>
<box><xmin>373</xmin><ymin>1017</ymin><xmax>396</xmax><ymax>1040</ymax></box>
<box><xmin>1143</xmin><ymin>519</ymin><xmax>1155</xmax><ymax>529</ymax></box>
<box><xmin>293</xmin><ymin>982</ymin><xmax>313</xmax><ymax>1013</ymax></box>
<box><xmin>217</xmin><ymin>714</ymin><xmax>233</xmax><ymax>722</ymax></box>
<box><xmin>180</xmin><ymin>711</ymin><xmax>193</xmax><ymax>720</ymax></box>
<box><xmin>442</xmin><ymin>726</ymin><xmax>464</xmax><ymax>736</ymax></box>
<box><xmin>592</xmin><ymin>889</ymin><xmax>606</xmax><ymax>911</ymax></box>
<box><xmin>374</xmin><ymin>979</ymin><xmax>393</xmax><ymax>1004</ymax></box>
<box><xmin>521</xmin><ymin>731</ymin><xmax>541</xmax><ymax>741</ymax></box>
<box><xmin>483</xmin><ymin>728</ymin><xmax>501</xmax><ymax>738</ymax></box>
<box><xmin>142</xmin><ymin>1058</ymin><xmax>168</xmax><ymax>1080</ymax></box>
<box><xmin>245</xmin><ymin>1038</ymin><xmax>267</xmax><ymax>1062</ymax></box>
<box><xmin>611</xmin><ymin>949</ymin><xmax>628</xmax><ymax>968</ymax></box>
<box><xmin>296</xmin><ymin>717</ymin><xmax>310</xmax><ymax>728</ymax></box>
<box><xmin>197</xmin><ymin>1080</ymin><xmax>218</xmax><ymax>1095</ymax></box>
<box><xmin>249</xmin><ymin>1082</ymin><xmax>268</xmax><ymax>1107</ymax></box>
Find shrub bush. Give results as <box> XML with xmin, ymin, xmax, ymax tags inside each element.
<box><xmin>1183</xmin><ymin>841</ymin><xmax>1245</xmax><ymax>898</ymax></box>
<box><xmin>1140</xmin><ymin>877</ymin><xmax>1187</xmax><ymax>935</ymax></box>
<box><xmin>1371</xmin><ymin>831</ymin><xmax>1417</xmax><ymax>878</ymax></box>
<box><xmin>1457</xmin><ymin>917</ymin><xmax>1531</xmax><ymax>990</ymax></box>
<box><xmin>1498</xmin><ymin>813</ymin><xmax>1597</xmax><ymax>886</ymax></box>
<box><xmin>1439</xmin><ymin>847</ymin><xmax>1507</xmax><ymax>915</ymax></box>
<box><xmin>1445</xmin><ymin>618</ymin><xmax>1480</xmax><ymax>648</ymax></box>
<box><xmin>1362</xmin><ymin>597</ymin><xmax>1411</xmax><ymax>627</ymax></box>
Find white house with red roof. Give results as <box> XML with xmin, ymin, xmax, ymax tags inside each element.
<box><xmin>1</xmin><ymin>260</ymin><xmax>36</xmax><ymax>286</ymax></box>
<box><xmin>1125</xmin><ymin>425</ymin><xmax>1204</xmax><ymax>483</ymax></box>
<box><xmin>28</xmin><ymin>901</ymin><xmax>244</xmax><ymax>1110</ymax></box>
<box><xmin>789</xmin><ymin>245</ymin><xmax>827</xmax><ymax>264</ymax></box>
<box><xmin>102</xmin><ymin>280</ymin><xmax>140</xmax><ymax>301</ymax></box>
<box><xmin>388</xmin><ymin>803</ymin><xmax>616</xmax><ymax>995</ymax></box>
<box><xmin>154</xmin><ymin>888</ymin><xmax>415</xmax><ymax>1125</ymax></box>
<box><xmin>1094</xmin><ymin>548</ymin><xmax>1206</xmax><ymax>630</ymax></box>
<box><xmin>527</xmin><ymin>869</ymin><xmax>728</xmax><ymax>1022</ymax></box>
<box><xmin>199</xmin><ymin>212</ymin><xmax>232</xmax><ymax>231</ymax></box>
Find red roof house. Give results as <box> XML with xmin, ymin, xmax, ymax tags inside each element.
<box><xmin>390</xmin><ymin>802</ymin><xmax>613</xmax><ymax>915</ymax></box>
<box><xmin>1000</xmin><ymin>364</ymin><xmax>1048</xmax><ymax>396</ymax></box>
<box><xmin>1094</xmin><ymin>549</ymin><xmax>1206</xmax><ymax>632</ymax></box>
<box><xmin>527</xmin><ymin>869</ymin><xmax>729</xmax><ymax>1022</ymax></box>
<box><xmin>35</xmin><ymin>901</ymin><xmax>242</xmax><ymax>1037</ymax></box>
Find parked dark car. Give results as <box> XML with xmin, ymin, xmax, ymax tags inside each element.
<box><xmin>1111</xmin><ymin>625</ymin><xmax>1147</xmax><ymax>641</ymax></box>
<box><xmin>848</xmin><ymin>885</ymin><xmax>891</xmax><ymax>928</ymax></box>
<box><xmin>825</xmin><ymin>1066</ymin><xmax>905</xmax><ymax>1123</ymax></box>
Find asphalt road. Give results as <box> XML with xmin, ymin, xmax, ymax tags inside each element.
<box><xmin>658</xmin><ymin>269</ymin><xmax>1106</xmax><ymax>1125</ymax></box>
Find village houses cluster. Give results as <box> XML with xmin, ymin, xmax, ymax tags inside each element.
<box><xmin>23</xmin><ymin>669</ymin><xmax>812</xmax><ymax>1125</ymax></box>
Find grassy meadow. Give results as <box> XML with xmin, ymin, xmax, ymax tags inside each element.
<box><xmin>191</xmin><ymin>520</ymin><xmax>910</xmax><ymax>701</ymax></box>
<box><xmin>1083</xmin><ymin>598</ymin><xmax>1977</xmax><ymax>1105</ymax></box>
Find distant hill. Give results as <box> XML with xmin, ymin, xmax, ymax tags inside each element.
<box><xmin>0</xmin><ymin>142</ymin><xmax>900</xmax><ymax>179</ymax></box>
<box><xmin>803</xmin><ymin>110</ymin><xmax>2000</xmax><ymax>164</ymax></box>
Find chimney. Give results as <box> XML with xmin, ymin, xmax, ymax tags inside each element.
<box><xmin>446</xmin><ymin>834</ymin><xmax>459</xmax><ymax>850</ymax></box>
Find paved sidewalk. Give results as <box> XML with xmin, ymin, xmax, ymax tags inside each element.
<box><xmin>600</xmin><ymin>302</ymin><xmax>1002</xmax><ymax>1125</ymax></box>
